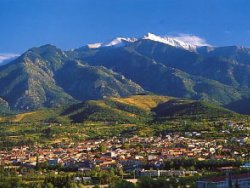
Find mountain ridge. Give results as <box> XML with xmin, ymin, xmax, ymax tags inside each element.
<box><xmin>0</xmin><ymin>33</ymin><xmax>250</xmax><ymax>114</ymax></box>
<box><xmin>85</xmin><ymin>33</ymin><xmax>207</xmax><ymax>51</ymax></box>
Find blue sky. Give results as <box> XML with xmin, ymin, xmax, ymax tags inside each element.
<box><xmin>1</xmin><ymin>0</ymin><xmax>250</xmax><ymax>54</ymax></box>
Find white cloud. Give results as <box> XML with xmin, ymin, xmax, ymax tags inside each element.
<box><xmin>171</xmin><ymin>34</ymin><xmax>211</xmax><ymax>47</ymax></box>
<box><xmin>0</xmin><ymin>53</ymin><xmax>19</xmax><ymax>64</ymax></box>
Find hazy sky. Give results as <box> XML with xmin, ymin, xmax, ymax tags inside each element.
<box><xmin>1</xmin><ymin>0</ymin><xmax>250</xmax><ymax>53</ymax></box>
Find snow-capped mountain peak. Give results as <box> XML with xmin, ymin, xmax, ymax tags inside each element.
<box><xmin>104</xmin><ymin>37</ymin><xmax>137</xmax><ymax>47</ymax></box>
<box><xmin>87</xmin><ymin>37</ymin><xmax>137</xmax><ymax>49</ymax></box>
<box><xmin>143</xmin><ymin>33</ymin><xmax>166</xmax><ymax>42</ymax></box>
<box><xmin>86</xmin><ymin>32</ymin><xmax>209</xmax><ymax>51</ymax></box>
<box><xmin>143</xmin><ymin>33</ymin><xmax>197</xmax><ymax>51</ymax></box>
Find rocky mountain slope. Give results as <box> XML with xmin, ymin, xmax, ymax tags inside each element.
<box><xmin>0</xmin><ymin>45</ymin><xmax>143</xmax><ymax>111</ymax></box>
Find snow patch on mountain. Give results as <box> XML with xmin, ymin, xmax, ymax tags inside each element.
<box><xmin>143</xmin><ymin>33</ymin><xmax>207</xmax><ymax>51</ymax></box>
<box><xmin>172</xmin><ymin>34</ymin><xmax>210</xmax><ymax>47</ymax></box>
<box><xmin>87</xmin><ymin>37</ymin><xmax>137</xmax><ymax>49</ymax></box>
<box><xmin>104</xmin><ymin>37</ymin><xmax>138</xmax><ymax>47</ymax></box>
<box><xmin>87</xmin><ymin>43</ymin><xmax>102</xmax><ymax>49</ymax></box>
<box><xmin>0</xmin><ymin>53</ymin><xmax>19</xmax><ymax>65</ymax></box>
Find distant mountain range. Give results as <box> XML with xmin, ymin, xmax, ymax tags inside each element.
<box><xmin>0</xmin><ymin>33</ymin><xmax>250</xmax><ymax>114</ymax></box>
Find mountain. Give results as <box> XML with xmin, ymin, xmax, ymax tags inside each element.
<box><xmin>85</xmin><ymin>33</ymin><xmax>202</xmax><ymax>51</ymax></box>
<box><xmin>87</xmin><ymin>37</ymin><xmax>137</xmax><ymax>48</ymax></box>
<box><xmin>71</xmin><ymin>33</ymin><xmax>250</xmax><ymax>113</ymax></box>
<box><xmin>55</xmin><ymin>60</ymin><xmax>144</xmax><ymax>101</ymax></box>
<box><xmin>74</xmin><ymin>40</ymin><xmax>244</xmax><ymax>105</ymax></box>
<box><xmin>0</xmin><ymin>54</ymin><xmax>19</xmax><ymax>66</ymax></box>
<box><xmin>1</xmin><ymin>33</ymin><xmax>250</xmax><ymax>113</ymax></box>
<box><xmin>1</xmin><ymin>95</ymin><xmax>237</xmax><ymax>124</ymax></box>
<box><xmin>0</xmin><ymin>44</ymin><xmax>143</xmax><ymax>111</ymax></box>
<box><xmin>142</xmin><ymin>33</ymin><xmax>197</xmax><ymax>51</ymax></box>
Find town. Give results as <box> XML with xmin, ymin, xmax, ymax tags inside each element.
<box><xmin>1</xmin><ymin>130</ymin><xmax>249</xmax><ymax>187</ymax></box>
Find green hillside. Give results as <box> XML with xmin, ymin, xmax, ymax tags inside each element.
<box><xmin>152</xmin><ymin>99</ymin><xmax>235</xmax><ymax>121</ymax></box>
<box><xmin>1</xmin><ymin>95</ymin><xmax>240</xmax><ymax>124</ymax></box>
<box><xmin>64</xmin><ymin>95</ymin><xmax>238</xmax><ymax>123</ymax></box>
<box><xmin>0</xmin><ymin>94</ymin><xmax>248</xmax><ymax>144</ymax></box>
<box><xmin>225</xmin><ymin>98</ymin><xmax>250</xmax><ymax>115</ymax></box>
<box><xmin>61</xmin><ymin>95</ymin><xmax>171</xmax><ymax>123</ymax></box>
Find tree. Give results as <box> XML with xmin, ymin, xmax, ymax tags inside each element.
<box><xmin>44</xmin><ymin>127</ymin><xmax>53</xmax><ymax>138</ymax></box>
<box><xmin>121</xmin><ymin>143</ymin><xmax>130</xmax><ymax>150</ymax></box>
<box><xmin>44</xmin><ymin>183</ymin><xmax>54</xmax><ymax>188</ymax></box>
<box><xmin>66</xmin><ymin>182</ymin><xmax>79</xmax><ymax>188</ymax></box>
<box><xmin>109</xmin><ymin>179</ymin><xmax>135</xmax><ymax>188</ymax></box>
<box><xmin>33</xmin><ymin>183</ymin><xmax>43</xmax><ymax>188</ymax></box>
<box><xmin>138</xmin><ymin>177</ymin><xmax>154</xmax><ymax>188</ymax></box>
<box><xmin>99</xmin><ymin>144</ymin><xmax>107</xmax><ymax>152</ymax></box>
